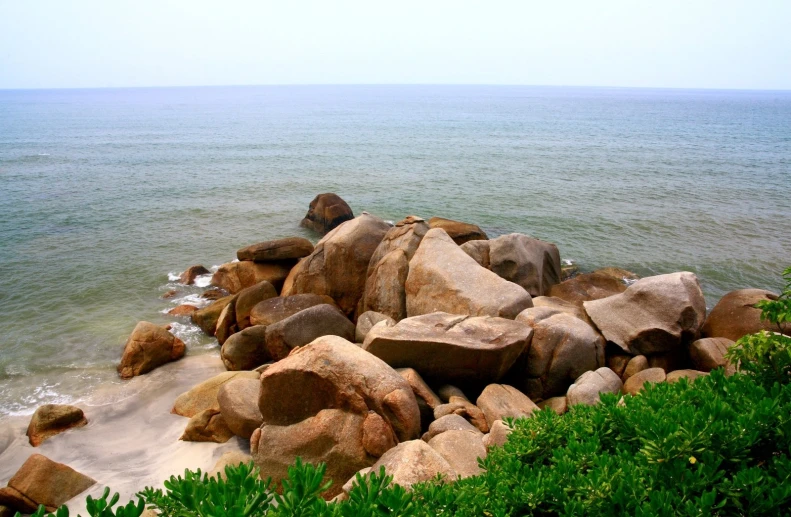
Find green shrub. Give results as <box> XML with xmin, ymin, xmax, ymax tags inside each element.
<box><xmin>16</xmin><ymin>488</ymin><xmax>144</xmax><ymax>517</ymax></box>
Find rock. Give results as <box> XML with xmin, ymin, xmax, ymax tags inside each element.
<box><xmin>252</xmin><ymin>336</ymin><xmax>421</xmax><ymax>497</ymax></box>
<box><xmin>623</xmin><ymin>368</ymin><xmax>666</xmax><ymax>395</ymax></box>
<box><xmin>215</xmin><ymin>299</ymin><xmax>238</xmax><ymax>346</ymax></box>
<box><xmin>249</xmin><ymin>293</ymin><xmax>336</xmax><ymax>327</ymax></box>
<box><xmin>476</xmin><ymin>384</ymin><xmax>538</xmax><ymax>429</ymax></box>
<box><xmin>427</xmin><ymin>430</ymin><xmax>486</xmax><ymax>478</ymax></box>
<box><xmin>363</xmin><ymin>312</ymin><xmax>532</xmax><ymax>384</ymax></box>
<box><xmin>300</xmin><ymin>193</ymin><xmax>355</xmax><ymax>235</ymax></box>
<box><xmin>235</xmin><ymin>281</ymin><xmax>278</xmax><ymax>330</ymax></box>
<box><xmin>405</xmin><ymin>229</ymin><xmax>533</xmax><ymax>319</ymax></box>
<box><xmin>398</xmin><ymin>368</ymin><xmax>442</xmax><ymax>430</ymax></box>
<box><xmin>437</xmin><ymin>384</ymin><xmax>468</xmax><ymax>402</ymax></box>
<box><xmin>566</xmin><ymin>367</ymin><xmax>623</xmax><ymax>407</ymax></box>
<box><xmin>460</xmin><ymin>239</ymin><xmax>491</xmax><ymax>268</ymax></box>
<box><xmin>433</xmin><ymin>401</ymin><xmax>489</xmax><ymax>434</ymax></box>
<box><xmin>191</xmin><ymin>295</ymin><xmax>235</xmax><ymax>336</ymax></box>
<box><xmin>117</xmin><ymin>321</ymin><xmax>185</xmax><ymax>379</ymax></box>
<box><xmin>209</xmin><ymin>450</ymin><xmax>253</xmax><ymax>480</ymax></box>
<box><xmin>211</xmin><ymin>261</ymin><xmax>294</xmax><ymax>295</ymax></box>
<box><xmin>486</xmin><ymin>234</ymin><xmax>561</xmax><ymax>297</ymax></box>
<box><xmin>561</xmin><ymin>263</ymin><xmax>579</xmax><ymax>280</ymax></box>
<box><xmin>26</xmin><ymin>405</ymin><xmax>87</xmax><ymax>447</ymax></box>
<box><xmin>422</xmin><ymin>414</ymin><xmax>482</xmax><ymax>442</ymax></box>
<box><xmin>428</xmin><ymin>217</ymin><xmax>487</xmax><ymax>245</ymax></box>
<box><xmin>702</xmin><ymin>289</ymin><xmax>791</xmax><ymax>341</ymax></box>
<box><xmin>355</xmin><ymin>311</ymin><xmax>395</xmax><ymax>343</ymax></box>
<box><xmin>666</xmin><ymin>369</ymin><xmax>708</xmax><ymax>384</ymax></box>
<box><xmin>607</xmin><ymin>352</ymin><xmax>631</xmax><ymax>378</ymax></box>
<box><xmin>180</xmin><ymin>265</ymin><xmax>210</xmax><ymax>285</ymax></box>
<box><xmin>180</xmin><ymin>408</ymin><xmax>234</xmax><ymax>443</ymax></box>
<box><xmin>282</xmin><ymin>214</ymin><xmax>390</xmax><ymax>319</ymax></box>
<box><xmin>622</xmin><ymin>355</ymin><xmax>648</xmax><ymax>381</ymax></box>
<box><xmin>264</xmin><ymin>304</ymin><xmax>355</xmax><ymax>361</ymax></box>
<box><xmin>537</xmin><ymin>396</ymin><xmax>567</xmax><ymax>415</ymax></box>
<box><xmin>483</xmin><ymin>420</ymin><xmax>512</xmax><ymax>449</ymax></box>
<box><xmin>172</xmin><ymin>370</ymin><xmax>260</xmax><ymax>417</ymax></box>
<box><xmin>531</xmin><ymin>296</ymin><xmax>591</xmax><ymax>324</ymax></box>
<box><xmin>221</xmin><ymin>325</ymin><xmax>270</xmax><ymax>371</ymax></box>
<box><xmin>168</xmin><ymin>304</ymin><xmax>199</xmax><ymax>317</ymax></box>
<box><xmin>0</xmin><ymin>454</ymin><xmax>95</xmax><ymax>513</ymax></box>
<box><xmin>237</xmin><ymin>237</ymin><xmax>314</xmax><ymax>262</ymax></box>
<box><xmin>201</xmin><ymin>288</ymin><xmax>226</xmax><ymax>301</ymax></box>
<box><xmin>583</xmin><ymin>272</ymin><xmax>706</xmax><ymax>355</ymax></box>
<box><xmin>365</xmin><ymin>440</ymin><xmax>456</xmax><ymax>490</ymax></box>
<box><xmin>647</xmin><ymin>349</ymin><xmax>690</xmax><ymax>372</ymax></box>
<box><xmin>690</xmin><ymin>337</ymin><xmax>735</xmax><ymax>373</ymax></box>
<box><xmin>361</xmin><ymin>216</ymin><xmax>429</xmax><ymax>321</ymax></box>
<box><xmin>548</xmin><ymin>268</ymin><xmax>637</xmax><ymax>306</ymax></box>
<box><xmin>162</xmin><ymin>289</ymin><xmax>178</xmax><ymax>299</ymax></box>
<box><xmin>217</xmin><ymin>378</ymin><xmax>263</xmax><ymax>439</ymax></box>
<box><xmin>507</xmin><ymin>307</ymin><xmax>605</xmax><ymax>399</ymax></box>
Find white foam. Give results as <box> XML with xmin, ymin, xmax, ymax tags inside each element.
<box><xmin>167</xmin><ymin>271</ymin><xmax>181</xmax><ymax>282</ymax></box>
<box><xmin>169</xmin><ymin>321</ymin><xmax>211</xmax><ymax>348</ymax></box>
<box><xmin>173</xmin><ymin>293</ymin><xmax>211</xmax><ymax>308</ymax></box>
<box><xmin>194</xmin><ymin>273</ymin><xmax>213</xmax><ymax>288</ymax></box>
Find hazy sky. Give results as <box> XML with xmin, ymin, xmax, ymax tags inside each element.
<box><xmin>1</xmin><ymin>0</ymin><xmax>789</xmax><ymax>90</ymax></box>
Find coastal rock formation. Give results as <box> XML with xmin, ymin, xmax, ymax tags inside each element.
<box><xmin>508</xmin><ymin>307</ymin><xmax>605</xmax><ymax>400</ymax></box>
<box><xmin>405</xmin><ymin>229</ymin><xmax>533</xmax><ymax>319</ymax></box>
<box><xmin>583</xmin><ymin>272</ymin><xmax>706</xmax><ymax>355</ymax></box>
<box><xmin>0</xmin><ymin>454</ymin><xmax>95</xmax><ymax>513</ymax></box>
<box><xmin>428</xmin><ymin>216</ymin><xmax>488</xmax><ymax>245</ymax></box>
<box><xmin>234</xmin><ymin>281</ymin><xmax>278</xmax><ymax>330</ymax></box>
<box><xmin>423</xmin><ymin>414</ymin><xmax>482</xmax><ymax>442</ymax></box>
<box><xmin>252</xmin><ymin>336</ymin><xmax>420</xmax><ymax>497</ymax></box>
<box><xmin>211</xmin><ymin>261</ymin><xmax>293</xmax><ymax>295</ymax></box>
<box><xmin>191</xmin><ymin>295</ymin><xmax>235</xmax><ymax>336</ymax></box>
<box><xmin>237</xmin><ymin>237</ymin><xmax>314</xmax><ymax>262</ymax></box>
<box><xmin>217</xmin><ymin>377</ymin><xmax>263</xmax><ymax>439</ymax></box>
<box><xmin>172</xmin><ymin>370</ymin><xmax>259</xmax><ymax>417</ymax></box>
<box><xmin>221</xmin><ymin>325</ymin><xmax>269</xmax><ymax>371</ymax></box>
<box><xmin>427</xmin><ymin>430</ymin><xmax>487</xmax><ymax>478</ymax></box>
<box><xmin>483</xmin><ymin>420</ymin><xmax>513</xmax><ymax>449</ymax></box>
<box><xmin>26</xmin><ymin>404</ymin><xmax>87</xmax><ymax>447</ymax></box>
<box><xmin>264</xmin><ymin>304</ymin><xmax>355</xmax><ymax>361</ymax></box>
<box><xmin>566</xmin><ymin>367</ymin><xmax>623</xmax><ymax>407</ymax></box>
<box><xmin>300</xmin><ymin>193</ymin><xmax>355</xmax><ymax>235</ymax></box>
<box><xmin>214</xmin><ymin>300</ymin><xmax>238</xmax><ymax>346</ymax></box>
<box><xmin>531</xmin><ymin>296</ymin><xmax>590</xmax><ymax>324</ymax></box>
<box><xmin>361</xmin><ymin>216</ymin><xmax>429</xmax><ymax>321</ymax></box>
<box><xmin>355</xmin><ymin>311</ymin><xmax>395</xmax><ymax>343</ymax></box>
<box><xmin>180</xmin><ymin>408</ymin><xmax>234</xmax><ymax>443</ymax></box>
<box><xmin>689</xmin><ymin>337</ymin><xmax>735</xmax><ymax>373</ymax></box>
<box><xmin>549</xmin><ymin>268</ymin><xmax>638</xmax><ymax>306</ymax></box>
<box><xmin>179</xmin><ymin>265</ymin><xmax>210</xmax><ymax>285</ymax></box>
<box><xmin>476</xmin><ymin>384</ymin><xmax>539</xmax><ymax>429</ymax></box>
<box><xmin>282</xmin><ymin>214</ymin><xmax>390</xmax><ymax>319</ymax></box>
<box><xmin>702</xmin><ymin>289</ymin><xmax>790</xmax><ymax>341</ymax></box>
<box><xmin>168</xmin><ymin>304</ymin><xmax>198</xmax><ymax>317</ymax></box>
<box><xmin>623</xmin><ymin>368</ymin><xmax>666</xmax><ymax>395</ymax></box>
<box><xmin>249</xmin><ymin>293</ymin><xmax>336</xmax><ymax>327</ymax></box>
<box><xmin>363</xmin><ymin>312</ymin><xmax>532</xmax><ymax>384</ymax></box>
<box><xmin>398</xmin><ymin>367</ymin><xmax>442</xmax><ymax>430</ymax></box>
<box><xmin>117</xmin><ymin>321</ymin><xmax>185</xmax><ymax>379</ymax></box>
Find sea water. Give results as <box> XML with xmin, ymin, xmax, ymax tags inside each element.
<box><xmin>0</xmin><ymin>85</ymin><xmax>789</xmax><ymax>416</ymax></box>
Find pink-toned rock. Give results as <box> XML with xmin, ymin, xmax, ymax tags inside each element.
<box><xmin>422</xmin><ymin>414</ymin><xmax>482</xmax><ymax>442</ymax></box>
<box><xmin>0</xmin><ymin>454</ymin><xmax>95</xmax><ymax>513</ymax></box>
<box><xmin>537</xmin><ymin>396</ymin><xmax>567</xmax><ymax>415</ymax></box>
<box><xmin>168</xmin><ymin>304</ymin><xmax>199</xmax><ymax>317</ymax></box>
<box><xmin>566</xmin><ymin>367</ymin><xmax>622</xmax><ymax>406</ymax></box>
<box><xmin>690</xmin><ymin>337</ymin><xmax>736</xmax><ymax>373</ymax></box>
<box><xmin>117</xmin><ymin>321</ymin><xmax>185</xmax><ymax>379</ymax></box>
<box><xmin>365</xmin><ymin>440</ymin><xmax>457</xmax><ymax>490</ymax></box>
<box><xmin>300</xmin><ymin>193</ymin><xmax>354</xmax><ymax>235</ymax></box>
<box><xmin>427</xmin><ymin>430</ymin><xmax>486</xmax><ymax>478</ymax></box>
<box><xmin>549</xmin><ymin>268</ymin><xmax>637</xmax><ymax>306</ymax></box>
<box><xmin>217</xmin><ymin>378</ymin><xmax>263</xmax><ymax>439</ymax></box>
<box><xmin>484</xmin><ymin>234</ymin><xmax>562</xmax><ymax>297</ymax></box>
<box><xmin>666</xmin><ymin>369</ymin><xmax>709</xmax><ymax>384</ymax></box>
<box><xmin>249</xmin><ymin>293</ymin><xmax>336</xmax><ymax>327</ymax></box>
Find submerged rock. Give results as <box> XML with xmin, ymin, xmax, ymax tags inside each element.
<box><xmin>117</xmin><ymin>321</ymin><xmax>185</xmax><ymax>379</ymax></box>
<box><xmin>300</xmin><ymin>193</ymin><xmax>354</xmax><ymax>235</ymax></box>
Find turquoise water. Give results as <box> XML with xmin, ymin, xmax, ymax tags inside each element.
<box><xmin>0</xmin><ymin>85</ymin><xmax>789</xmax><ymax>415</ymax></box>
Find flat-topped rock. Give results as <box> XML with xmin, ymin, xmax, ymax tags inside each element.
<box><xmin>117</xmin><ymin>321</ymin><xmax>185</xmax><ymax>379</ymax></box>
<box><xmin>363</xmin><ymin>312</ymin><xmax>532</xmax><ymax>384</ymax></box>
<box><xmin>428</xmin><ymin>216</ymin><xmax>487</xmax><ymax>245</ymax></box>
<box><xmin>249</xmin><ymin>293</ymin><xmax>336</xmax><ymax>327</ymax></box>
<box><xmin>300</xmin><ymin>193</ymin><xmax>354</xmax><ymax>235</ymax></box>
<box><xmin>26</xmin><ymin>404</ymin><xmax>87</xmax><ymax>447</ymax></box>
<box><xmin>0</xmin><ymin>454</ymin><xmax>95</xmax><ymax>513</ymax></box>
<box><xmin>237</xmin><ymin>237</ymin><xmax>314</xmax><ymax>262</ymax></box>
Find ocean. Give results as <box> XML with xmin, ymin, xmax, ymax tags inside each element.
<box><xmin>0</xmin><ymin>85</ymin><xmax>789</xmax><ymax>417</ymax></box>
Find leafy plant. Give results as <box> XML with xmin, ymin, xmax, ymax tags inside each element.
<box><xmin>15</xmin><ymin>489</ymin><xmax>144</xmax><ymax>517</ymax></box>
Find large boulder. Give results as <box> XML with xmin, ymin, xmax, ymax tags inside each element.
<box><xmin>427</xmin><ymin>430</ymin><xmax>487</xmax><ymax>478</ymax></box>
<box><xmin>363</xmin><ymin>312</ymin><xmax>532</xmax><ymax>385</ymax></box>
<box><xmin>179</xmin><ymin>265</ymin><xmax>210</xmax><ymax>285</ymax></box>
<box><xmin>0</xmin><ymin>454</ymin><xmax>95</xmax><ymax>513</ymax></box>
<box><xmin>583</xmin><ymin>272</ymin><xmax>706</xmax><ymax>355</ymax></box>
<box><xmin>264</xmin><ymin>304</ymin><xmax>355</xmax><ymax>361</ymax></box>
<box><xmin>363</xmin><ymin>440</ymin><xmax>456</xmax><ymax>490</ymax></box>
<box><xmin>507</xmin><ymin>307</ymin><xmax>605</xmax><ymax>399</ymax></box>
<box><xmin>549</xmin><ymin>268</ymin><xmax>638</xmax><ymax>306</ymax></box>
<box><xmin>428</xmin><ymin>217</ymin><xmax>487</xmax><ymax>245</ymax></box>
<box><xmin>702</xmin><ymin>289</ymin><xmax>790</xmax><ymax>341</ymax></box>
<box><xmin>689</xmin><ymin>337</ymin><xmax>736</xmax><ymax>373</ymax></box>
<box><xmin>282</xmin><ymin>214</ymin><xmax>391</xmax><ymax>319</ymax></box>
<box><xmin>300</xmin><ymin>193</ymin><xmax>354</xmax><ymax>235</ymax></box>
<box><xmin>235</xmin><ymin>281</ymin><xmax>278</xmax><ymax>330</ymax></box>
<box><xmin>117</xmin><ymin>322</ymin><xmax>185</xmax><ymax>379</ymax></box>
<box><xmin>237</xmin><ymin>237</ymin><xmax>314</xmax><ymax>262</ymax></box>
<box><xmin>252</xmin><ymin>336</ymin><xmax>421</xmax><ymax>497</ymax></box>
<box><xmin>249</xmin><ymin>294</ymin><xmax>336</xmax><ymax>327</ymax></box>
<box><xmin>26</xmin><ymin>405</ymin><xmax>87</xmax><ymax>447</ymax></box>
<box><xmin>566</xmin><ymin>367</ymin><xmax>623</xmax><ymax>407</ymax></box>
<box><xmin>172</xmin><ymin>370</ymin><xmax>260</xmax><ymax>417</ymax></box>
<box><xmin>217</xmin><ymin>378</ymin><xmax>263</xmax><ymax>439</ymax></box>
<box><xmin>191</xmin><ymin>295</ymin><xmax>235</xmax><ymax>336</ymax></box>
<box><xmin>361</xmin><ymin>216</ymin><xmax>429</xmax><ymax>321</ymax></box>
<box><xmin>405</xmin><ymin>229</ymin><xmax>533</xmax><ymax>319</ymax></box>
<box><xmin>211</xmin><ymin>261</ymin><xmax>293</xmax><ymax>295</ymax></box>
<box><xmin>215</xmin><ymin>299</ymin><xmax>238</xmax><ymax>346</ymax></box>
<box><xmin>221</xmin><ymin>325</ymin><xmax>270</xmax><ymax>371</ymax></box>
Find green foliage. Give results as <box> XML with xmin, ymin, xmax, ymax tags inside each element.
<box><xmin>15</xmin><ymin>489</ymin><xmax>144</xmax><ymax>517</ymax></box>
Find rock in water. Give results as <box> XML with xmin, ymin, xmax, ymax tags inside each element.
<box><xmin>117</xmin><ymin>321</ymin><xmax>185</xmax><ymax>379</ymax></box>
<box><xmin>405</xmin><ymin>228</ymin><xmax>533</xmax><ymax>319</ymax></box>
<box><xmin>191</xmin><ymin>295</ymin><xmax>236</xmax><ymax>336</ymax></box>
<box><xmin>264</xmin><ymin>304</ymin><xmax>355</xmax><ymax>361</ymax></box>
<box><xmin>300</xmin><ymin>193</ymin><xmax>354</xmax><ymax>235</ymax></box>
<box><xmin>0</xmin><ymin>454</ymin><xmax>95</xmax><ymax>513</ymax></box>
<box><xmin>26</xmin><ymin>405</ymin><xmax>88</xmax><ymax>447</ymax></box>
<box><xmin>211</xmin><ymin>261</ymin><xmax>293</xmax><ymax>295</ymax></box>
<box><xmin>583</xmin><ymin>272</ymin><xmax>706</xmax><ymax>355</ymax></box>
<box><xmin>702</xmin><ymin>289</ymin><xmax>791</xmax><ymax>341</ymax></box>
<box><xmin>179</xmin><ymin>265</ymin><xmax>210</xmax><ymax>285</ymax></box>
<box><xmin>427</xmin><ymin>217</ymin><xmax>487</xmax><ymax>245</ymax></box>
<box><xmin>363</xmin><ymin>312</ymin><xmax>532</xmax><ymax>384</ymax></box>
<box><xmin>237</xmin><ymin>237</ymin><xmax>314</xmax><ymax>262</ymax></box>
<box><xmin>282</xmin><ymin>214</ymin><xmax>390</xmax><ymax>319</ymax></box>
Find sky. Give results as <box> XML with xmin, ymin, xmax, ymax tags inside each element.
<box><xmin>0</xmin><ymin>0</ymin><xmax>789</xmax><ymax>90</ymax></box>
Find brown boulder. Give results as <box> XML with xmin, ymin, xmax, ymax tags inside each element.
<box><xmin>483</xmin><ymin>420</ymin><xmax>513</xmax><ymax>449</ymax></box>
<box><xmin>180</xmin><ymin>265</ymin><xmax>210</xmax><ymax>285</ymax></box>
<box><xmin>486</xmin><ymin>234</ymin><xmax>561</xmax><ymax>297</ymax></box>
<box><xmin>237</xmin><ymin>237</ymin><xmax>314</xmax><ymax>262</ymax></box>
<box><xmin>215</xmin><ymin>299</ymin><xmax>238</xmax><ymax>346</ymax></box>
<box><xmin>607</xmin><ymin>352</ymin><xmax>631</xmax><ymax>378</ymax></box>
<box><xmin>168</xmin><ymin>304</ymin><xmax>199</xmax><ymax>317</ymax></box>
<box><xmin>690</xmin><ymin>337</ymin><xmax>735</xmax><ymax>373</ymax></box>
<box><xmin>264</xmin><ymin>304</ymin><xmax>355</xmax><ymax>361</ymax></box>
<box><xmin>666</xmin><ymin>369</ymin><xmax>708</xmax><ymax>383</ymax></box>
<box><xmin>622</xmin><ymin>355</ymin><xmax>649</xmax><ymax>381</ymax></box>
<box><xmin>508</xmin><ymin>307</ymin><xmax>605</xmax><ymax>399</ymax></box>
<box><xmin>191</xmin><ymin>295</ymin><xmax>235</xmax><ymax>336</ymax></box>
<box><xmin>531</xmin><ymin>296</ymin><xmax>591</xmax><ymax>324</ymax></box>
<box><xmin>180</xmin><ymin>408</ymin><xmax>234</xmax><ymax>443</ymax></box>
<box><xmin>397</xmin><ymin>368</ymin><xmax>442</xmax><ymax>431</ymax></box>
<box><xmin>623</xmin><ymin>368</ymin><xmax>666</xmax><ymax>395</ymax></box>
<box><xmin>702</xmin><ymin>289</ymin><xmax>790</xmax><ymax>341</ymax></box>
<box><xmin>537</xmin><ymin>396</ymin><xmax>567</xmax><ymax>415</ymax></box>
<box><xmin>249</xmin><ymin>293</ymin><xmax>336</xmax><ymax>327</ymax></box>
<box><xmin>217</xmin><ymin>378</ymin><xmax>263</xmax><ymax>439</ymax></box>
<box><xmin>363</xmin><ymin>312</ymin><xmax>531</xmax><ymax>384</ymax></box>
<box><xmin>355</xmin><ymin>311</ymin><xmax>395</xmax><ymax>343</ymax></box>
<box><xmin>460</xmin><ymin>239</ymin><xmax>491</xmax><ymax>268</ymax></box>
<box><xmin>26</xmin><ymin>405</ymin><xmax>87</xmax><ymax>447</ymax></box>
<box><xmin>549</xmin><ymin>268</ymin><xmax>638</xmax><ymax>306</ymax></box>
<box><xmin>476</xmin><ymin>384</ymin><xmax>538</xmax><ymax>429</ymax></box>
<box><xmin>427</xmin><ymin>430</ymin><xmax>487</xmax><ymax>478</ymax></box>
<box><xmin>433</xmin><ymin>399</ymin><xmax>489</xmax><ymax>434</ymax></box>
<box><xmin>201</xmin><ymin>288</ymin><xmax>226</xmax><ymax>301</ymax></box>
<box><xmin>221</xmin><ymin>325</ymin><xmax>270</xmax><ymax>371</ymax></box>
<box><xmin>584</xmin><ymin>272</ymin><xmax>706</xmax><ymax>355</ymax></box>
<box><xmin>172</xmin><ymin>370</ymin><xmax>260</xmax><ymax>417</ymax></box>
<box><xmin>422</xmin><ymin>414</ymin><xmax>482</xmax><ymax>442</ymax></box>
<box><xmin>428</xmin><ymin>217</ymin><xmax>487</xmax><ymax>245</ymax></box>
<box><xmin>300</xmin><ymin>193</ymin><xmax>355</xmax><ymax>235</ymax></box>
<box><xmin>235</xmin><ymin>281</ymin><xmax>278</xmax><ymax>330</ymax></box>
<box><xmin>0</xmin><ymin>454</ymin><xmax>95</xmax><ymax>513</ymax></box>
<box><xmin>117</xmin><ymin>321</ymin><xmax>185</xmax><ymax>379</ymax></box>
<box><xmin>211</xmin><ymin>261</ymin><xmax>294</xmax><ymax>295</ymax></box>
<box><xmin>566</xmin><ymin>367</ymin><xmax>623</xmax><ymax>407</ymax></box>
<box><xmin>365</xmin><ymin>440</ymin><xmax>456</xmax><ymax>490</ymax></box>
